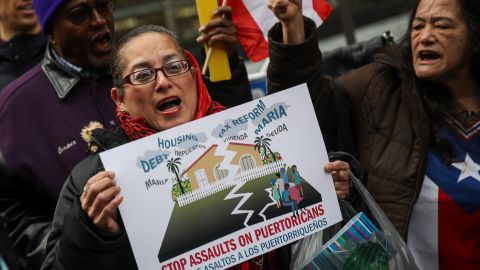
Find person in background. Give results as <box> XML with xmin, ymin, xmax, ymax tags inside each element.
<box><xmin>0</xmin><ymin>0</ymin><xmax>251</xmax><ymax>269</ymax></box>
<box><xmin>267</xmin><ymin>0</ymin><xmax>480</xmax><ymax>269</ymax></box>
<box><xmin>41</xmin><ymin>24</ymin><xmax>286</xmax><ymax>270</ymax></box>
<box><xmin>0</xmin><ymin>0</ymin><xmax>46</xmax><ymax>90</ymax></box>
<box><xmin>321</xmin><ymin>31</ymin><xmax>395</xmax><ymax>78</ymax></box>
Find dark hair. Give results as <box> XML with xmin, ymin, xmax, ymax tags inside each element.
<box><xmin>276</xmin><ymin>173</ymin><xmax>280</xmax><ymax>177</ymax></box>
<box><xmin>111</xmin><ymin>25</ymin><xmax>185</xmax><ymax>95</ymax></box>
<box><xmin>386</xmin><ymin>0</ymin><xmax>480</xmax><ymax>162</ymax></box>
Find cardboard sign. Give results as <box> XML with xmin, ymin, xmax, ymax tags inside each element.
<box><xmin>100</xmin><ymin>83</ymin><xmax>342</xmax><ymax>270</ymax></box>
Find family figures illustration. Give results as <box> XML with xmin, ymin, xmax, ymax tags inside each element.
<box><xmin>270</xmin><ymin>165</ymin><xmax>304</xmax><ymax>215</ymax></box>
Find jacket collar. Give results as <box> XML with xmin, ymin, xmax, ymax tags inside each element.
<box><xmin>41</xmin><ymin>43</ymin><xmax>81</xmax><ymax>99</ymax></box>
<box><xmin>41</xmin><ymin>43</ymin><xmax>111</xmax><ymax>99</ymax></box>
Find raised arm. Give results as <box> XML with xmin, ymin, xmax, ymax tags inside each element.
<box><xmin>267</xmin><ymin>1</ymin><xmax>351</xmax><ymax>154</ymax></box>
<box><xmin>266</xmin><ymin>1</ymin><xmax>361</xmax><ymax>201</ymax></box>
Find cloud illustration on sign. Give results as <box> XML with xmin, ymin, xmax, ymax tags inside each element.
<box><xmin>136</xmin><ymin>149</ymin><xmax>171</xmax><ymax>173</ymax></box>
<box><xmin>211</xmin><ymin>118</ymin><xmax>248</xmax><ymax>139</ymax></box>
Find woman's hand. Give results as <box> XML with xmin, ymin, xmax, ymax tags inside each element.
<box><xmin>267</xmin><ymin>0</ymin><xmax>305</xmax><ymax>44</ymax></box>
<box><xmin>324</xmin><ymin>160</ymin><xmax>351</xmax><ymax>199</ymax></box>
<box><xmin>80</xmin><ymin>171</ymin><xmax>123</xmax><ymax>234</ymax></box>
<box><xmin>267</xmin><ymin>0</ymin><xmax>302</xmax><ymax>23</ymax></box>
<box><xmin>196</xmin><ymin>5</ymin><xmax>237</xmax><ymax>57</ymax></box>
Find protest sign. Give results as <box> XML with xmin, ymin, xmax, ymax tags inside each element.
<box><xmin>100</xmin><ymin>83</ymin><xmax>342</xmax><ymax>270</ymax></box>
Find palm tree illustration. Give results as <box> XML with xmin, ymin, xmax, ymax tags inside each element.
<box><xmin>254</xmin><ymin>136</ymin><xmax>277</xmax><ymax>162</ymax></box>
<box><xmin>167</xmin><ymin>157</ymin><xmax>184</xmax><ymax>194</ymax></box>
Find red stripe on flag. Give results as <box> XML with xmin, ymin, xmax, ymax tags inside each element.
<box><xmin>230</xmin><ymin>1</ymin><xmax>269</xmax><ymax>62</ymax></box>
<box><xmin>313</xmin><ymin>0</ymin><xmax>333</xmax><ymax>21</ymax></box>
<box><xmin>438</xmin><ymin>190</ymin><xmax>480</xmax><ymax>270</ymax></box>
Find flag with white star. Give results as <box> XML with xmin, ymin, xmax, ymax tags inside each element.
<box><xmin>407</xmin><ymin>115</ymin><xmax>480</xmax><ymax>270</ymax></box>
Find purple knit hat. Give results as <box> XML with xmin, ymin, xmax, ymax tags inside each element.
<box><xmin>32</xmin><ymin>0</ymin><xmax>66</xmax><ymax>34</ymax></box>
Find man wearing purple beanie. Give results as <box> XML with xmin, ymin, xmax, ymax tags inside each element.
<box><xmin>0</xmin><ymin>0</ymin><xmax>251</xmax><ymax>269</ymax></box>
<box><xmin>0</xmin><ymin>0</ymin><xmax>117</xmax><ymax>269</ymax></box>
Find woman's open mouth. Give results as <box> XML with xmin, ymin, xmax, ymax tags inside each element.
<box><xmin>418</xmin><ymin>51</ymin><xmax>441</xmax><ymax>62</ymax></box>
<box><xmin>157</xmin><ymin>97</ymin><xmax>181</xmax><ymax>114</ymax></box>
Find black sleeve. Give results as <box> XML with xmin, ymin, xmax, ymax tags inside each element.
<box><xmin>200</xmin><ymin>50</ymin><xmax>253</xmax><ymax>108</ymax></box>
<box><xmin>267</xmin><ymin>17</ymin><xmax>357</xmax><ymax>155</ymax></box>
<box><xmin>0</xmin><ymin>74</ymin><xmax>17</xmax><ymax>92</ymax></box>
<box><xmin>0</xmin><ymin>153</ymin><xmax>54</xmax><ymax>270</ymax></box>
<box><xmin>41</xmin><ymin>156</ymin><xmax>136</xmax><ymax>270</ymax></box>
<box><xmin>0</xmin><ymin>201</ymin><xmax>19</xmax><ymax>270</ymax></box>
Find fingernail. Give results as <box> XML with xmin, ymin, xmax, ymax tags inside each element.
<box><xmin>199</xmin><ymin>26</ymin><xmax>205</xmax><ymax>32</ymax></box>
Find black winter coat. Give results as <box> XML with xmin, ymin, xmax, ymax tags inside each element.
<box><xmin>41</xmin><ymin>129</ymin><xmax>137</xmax><ymax>270</ymax></box>
<box><xmin>40</xmin><ymin>128</ymin><xmax>293</xmax><ymax>270</ymax></box>
<box><xmin>0</xmin><ymin>33</ymin><xmax>46</xmax><ymax>91</ymax></box>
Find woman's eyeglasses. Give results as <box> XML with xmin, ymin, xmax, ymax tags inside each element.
<box><xmin>121</xmin><ymin>60</ymin><xmax>192</xmax><ymax>86</ymax></box>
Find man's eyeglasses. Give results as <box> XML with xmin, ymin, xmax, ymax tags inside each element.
<box><xmin>59</xmin><ymin>0</ymin><xmax>114</xmax><ymax>25</ymax></box>
<box><xmin>121</xmin><ymin>60</ymin><xmax>192</xmax><ymax>86</ymax></box>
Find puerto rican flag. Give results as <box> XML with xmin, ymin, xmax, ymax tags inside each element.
<box><xmin>230</xmin><ymin>0</ymin><xmax>333</xmax><ymax>62</ymax></box>
<box><xmin>407</xmin><ymin>115</ymin><xmax>480</xmax><ymax>270</ymax></box>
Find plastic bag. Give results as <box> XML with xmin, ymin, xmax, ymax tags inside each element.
<box><xmin>290</xmin><ymin>172</ymin><xmax>419</xmax><ymax>270</ymax></box>
<box><xmin>312</xmin><ymin>212</ymin><xmax>390</xmax><ymax>270</ymax></box>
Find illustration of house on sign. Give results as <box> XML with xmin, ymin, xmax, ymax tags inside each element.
<box><xmin>181</xmin><ymin>143</ymin><xmax>263</xmax><ymax>190</ymax></box>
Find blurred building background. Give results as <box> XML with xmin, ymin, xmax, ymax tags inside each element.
<box><xmin>114</xmin><ymin>0</ymin><xmax>414</xmax><ymax>50</ymax></box>
<box><xmin>113</xmin><ymin>0</ymin><xmax>415</xmax><ymax>97</ymax></box>
<box><xmin>114</xmin><ymin>0</ymin><xmax>200</xmax><ymax>49</ymax></box>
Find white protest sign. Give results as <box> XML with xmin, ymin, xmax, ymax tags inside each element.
<box><xmin>100</xmin><ymin>83</ymin><xmax>342</xmax><ymax>270</ymax></box>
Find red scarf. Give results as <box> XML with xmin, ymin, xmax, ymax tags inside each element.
<box><xmin>117</xmin><ymin>50</ymin><xmax>225</xmax><ymax>141</ymax></box>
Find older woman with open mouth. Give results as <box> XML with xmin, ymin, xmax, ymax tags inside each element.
<box><xmin>267</xmin><ymin>0</ymin><xmax>480</xmax><ymax>269</ymax></box>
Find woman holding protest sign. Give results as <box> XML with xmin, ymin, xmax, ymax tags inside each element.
<box><xmin>267</xmin><ymin>0</ymin><xmax>480</xmax><ymax>269</ymax></box>
<box><xmin>40</xmin><ymin>25</ymin><xmax>291</xmax><ymax>270</ymax></box>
